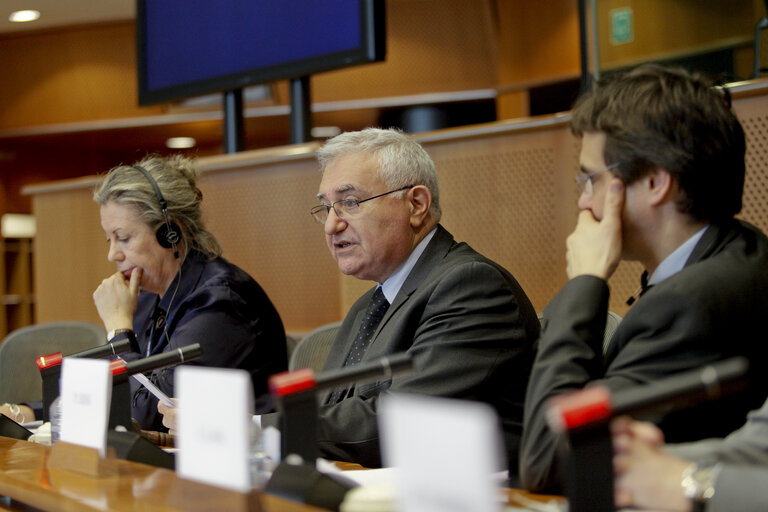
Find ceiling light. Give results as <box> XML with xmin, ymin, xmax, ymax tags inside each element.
<box><xmin>9</xmin><ymin>10</ymin><xmax>40</xmax><ymax>23</ymax></box>
<box><xmin>166</xmin><ymin>137</ymin><xmax>196</xmax><ymax>149</ymax></box>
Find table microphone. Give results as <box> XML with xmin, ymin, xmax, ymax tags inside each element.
<box><xmin>37</xmin><ymin>337</ymin><xmax>135</xmax><ymax>421</ymax></box>
<box><xmin>318</xmin><ymin>352</ymin><xmax>412</xmax><ymax>390</ymax></box>
<box><xmin>550</xmin><ymin>357</ymin><xmax>749</xmax><ymax>512</ymax></box>
<box><xmin>36</xmin><ymin>337</ymin><xmax>134</xmax><ymax>371</ymax></box>
<box><xmin>71</xmin><ymin>337</ymin><xmax>134</xmax><ymax>359</ymax></box>
<box><xmin>546</xmin><ymin>357</ymin><xmax>749</xmax><ymax>434</ymax></box>
<box><xmin>268</xmin><ymin>352</ymin><xmax>413</xmax><ymax>466</ymax></box>
<box><xmin>111</xmin><ymin>343</ymin><xmax>203</xmax><ymax>384</ymax></box>
<box><xmin>266</xmin><ymin>353</ymin><xmax>412</xmax><ymax>512</ymax></box>
<box><xmin>269</xmin><ymin>352</ymin><xmax>413</xmax><ymax>397</ymax></box>
<box><xmin>107</xmin><ymin>343</ymin><xmax>202</xmax><ymax>430</ymax></box>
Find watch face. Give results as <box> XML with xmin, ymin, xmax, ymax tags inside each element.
<box><xmin>683</xmin><ymin>463</ymin><xmax>720</xmax><ymax>501</ymax></box>
<box><xmin>108</xmin><ymin>329</ymin><xmax>134</xmax><ymax>345</ymax></box>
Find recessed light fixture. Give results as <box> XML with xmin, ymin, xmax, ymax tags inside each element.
<box><xmin>9</xmin><ymin>10</ymin><xmax>40</xmax><ymax>23</ymax></box>
<box><xmin>166</xmin><ymin>137</ymin><xmax>197</xmax><ymax>149</ymax></box>
<box><xmin>311</xmin><ymin>126</ymin><xmax>341</xmax><ymax>138</ymax></box>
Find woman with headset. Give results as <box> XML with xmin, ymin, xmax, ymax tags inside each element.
<box><xmin>90</xmin><ymin>154</ymin><xmax>287</xmax><ymax>431</ymax></box>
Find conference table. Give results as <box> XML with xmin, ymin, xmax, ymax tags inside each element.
<box><xmin>0</xmin><ymin>436</ymin><xmax>564</xmax><ymax>511</ymax></box>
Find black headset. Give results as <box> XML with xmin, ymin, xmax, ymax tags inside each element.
<box><xmin>133</xmin><ymin>165</ymin><xmax>182</xmax><ymax>258</ymax></box>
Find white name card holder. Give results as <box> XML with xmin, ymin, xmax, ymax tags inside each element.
<box><xmin>379</xmin><ymin>393</ymin><xmax>505</xmax><ymax>512</ymax></box>
<box><xmin>175</xmin><ymin>366</ymin><xmax>260</xmax><ymax>511</ymax></box>
<box><xmin>48</xmin><ymin>358</ymin><xmax>114</xmax><ymax>478</ymax></box>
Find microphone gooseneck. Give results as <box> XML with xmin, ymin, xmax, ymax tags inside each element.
<box><xmin>546</xmin><ymin>357</ymin><xmax>749</xmax><ymax>433</ymax></box>
<box><xmin>71</xmin><ymin>337</ymin><xmax>133</xmax><ymax>359</ymax></box>
<box><xmin>112</xmin><ymin>343</ymin><xmax>203</xmax><ymax>384</ymax></box>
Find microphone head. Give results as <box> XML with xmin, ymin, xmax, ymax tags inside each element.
<box><xmin>116</xmin><ymin>343</ymin><xmax>203</xmax><ymax>382</ymax></box>
<box><xmin>178</xmin><ymin>343</ymin><xmax>202</xmax><ymax>361</ymax></box>
<box><xmin>546</xmin><ymin>386</ymin><xmax>612</xmax><ymax>434</ymax></box>
<box><xmin>269</xmin><ymin>368</ymin><xmax>316</xmax><ymax>397</ymax></box>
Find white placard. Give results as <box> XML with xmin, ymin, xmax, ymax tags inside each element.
<box><xmin>379</xmin><ymin>394</ymin><xmax>504</xmax><ymax>512</ymax></box>
<box><xmin>59</xmin><ymin>358</ymin><xmax>112</xmax><ymax>456</ymax></box>
<box><xmin>175</xmin><ymin>367</ymin><xmax>254</xmax><ymax>492</ymax></box>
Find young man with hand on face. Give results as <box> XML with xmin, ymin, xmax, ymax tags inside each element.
<box><xmin>520</xmin><ymin>64</ymin><xmax>768</xmax><ymax>494</ymax></box>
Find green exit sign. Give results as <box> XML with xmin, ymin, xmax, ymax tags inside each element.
<box><xmin>610</xmin><ymin>7</ymin><xmax>634</xmax><ymax>45</ymax></box>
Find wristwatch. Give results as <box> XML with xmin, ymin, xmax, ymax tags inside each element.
<box><xmin>681</xmin><ymin>462</ymin><xmax>721</xmax><ymax>512</ymax></box>
<box><xmin>107</xmin><ymin>328</ymin><xmax>134</xmax><ymax>343</ymax></box>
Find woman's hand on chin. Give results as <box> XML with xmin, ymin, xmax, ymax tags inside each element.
<box><xmin>93</xmin><ymin>268</ymin><xmax>142</xmax><ymax>331</ymax></box>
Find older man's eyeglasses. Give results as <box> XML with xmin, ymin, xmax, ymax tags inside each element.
<box><xmin>574</xmin><ymin>163</ymin><xmax>620</xmax><ymax>195</ymax></box>
<box><xmin>310</xmin><ymin>185</ymin><xmax>415</xmax><ymax>224</ymax></box>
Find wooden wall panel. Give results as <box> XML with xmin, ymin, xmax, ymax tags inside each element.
<box><xmin>311</xmin><ymin>0</ymin><xmax>498</xmax><ymax>102</ymax></box>
<box><xmin>196</xmin><ymin>156</ymin><xmax>341</xmax><ymax>334</ymax></box>
<box><xmin>426</xmin><ymin>128</ymin><xmax>577</xmax><ymax>312</ymax></box>
<box><xmin>32</xmin><ymin>182</ymin><xmax>115</xmax><ymax>325</ymax></box>
<box><xmin>494</xmin><ymin>0</ymin><xmax>581</xmax><ymax>120</ymax></box>
<box><xmin>734</xmin><ymin>92</ymin><xmax>768</xmax><ymax>234</ymax></box>
<box><xmin>596</xmin><ymin>0</ymin><xmax>759</xmax><ymax>69</ymax></box>
<box><xmin>0</xmin><ymin>23</ymin><xmax>162</xmax><ymax>129</ymax></box>
<box><xmin>495</xmin><ymin>0</ymin><xmax>581</xmax><ymax>84</ymax></box>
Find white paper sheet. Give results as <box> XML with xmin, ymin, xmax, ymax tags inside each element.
<box><xmin>131</xmin><ymin>372</ymin><xmax>176</xmax><ymax>407</ymax></box>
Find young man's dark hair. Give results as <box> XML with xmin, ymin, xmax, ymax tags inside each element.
<box><xmin>571</xmin><ymin>64</ymin><xmax>745</xmax><ymax>222</ymax></box>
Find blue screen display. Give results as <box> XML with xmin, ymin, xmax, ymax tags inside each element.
<box><xmin>138</xmin><ymin>0</ymin><xmax>382</xmax><ymax>104</ymax></box>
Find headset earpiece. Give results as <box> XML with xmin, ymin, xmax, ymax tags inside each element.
<box><xmin>133</xmin><ymin>164</ymin><xmax>181</xmax><ymax>258</ymax></box>
<box><xmin>155</xmin><ymin>221</ymin><xmax>182</xmax><ymax>249</ymax></box>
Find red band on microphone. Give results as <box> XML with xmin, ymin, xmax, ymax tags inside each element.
<box><xmin>269</xmin><ymin>368</ymin><xmax>316</xmax><ymax>397</ymax></box>
<box><xmin>36</xmin><ymin>352</ymin><xmax>63</xmax><ymax>370</ymax></box>
<box><xmin>110</xmin><ymin>358</ymin><xmax>128</xmax><ymax>376</ymax></box>
<box><xmin>546</xmin><ymin>386</ymin><xmax>613</xmax><ymax>433</ymax></box>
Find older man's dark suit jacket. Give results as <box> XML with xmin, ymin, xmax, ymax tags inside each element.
<box><xmin>520</xmin><ymin>219</ymin><xmax>768</xmax><ymax>492</ymax></box>
<box><xmin>315</xmin><ymin>224</ymin><xmax>539</xmax><ymax>473</ymax></box>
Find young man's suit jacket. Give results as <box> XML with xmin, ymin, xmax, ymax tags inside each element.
<box><xmin>521</xmin><ymin>219</ymin><xmax>768</xmax><ymax>492</ymax></box>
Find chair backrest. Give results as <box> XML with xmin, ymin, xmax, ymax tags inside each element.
<box><xmin>288</xmin><ymin>321</ymin><xmax>342</xmax><ymax>372</ymax></box>
<box><xmin>602</xmin><ymin>311</ymin><xmax>623</xmax><ymax>354</ymax></box>
<box><xmin>285</xmin><ymin>334</ymin><xmax>300</xmax><ymax>363</ymax></box>
<box><xmin>0</xmin><ymin>321</ymin><xmax>106</xmax><ymax>404</ymax></box>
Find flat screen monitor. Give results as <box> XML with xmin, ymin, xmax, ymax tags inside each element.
<box><xmin>136</xmin><ymin>0</ymin><xmax>386</xmax><ymax>105</ymax></box>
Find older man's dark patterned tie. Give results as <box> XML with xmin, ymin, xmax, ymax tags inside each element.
<box><xmin>327</xmin><ymin>287</ymin><xmax>390</xmax><ymax>404</ymax></box>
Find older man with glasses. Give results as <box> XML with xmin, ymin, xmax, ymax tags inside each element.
<box><xmin>520</xmin><ymin>64</ymin><xmax>768</xmax><ymax>505</ymax></box>
<box><xmin>263</xmin><ymin>127</ymin><xmax>540</xmax><ymax>478</ymax></box>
